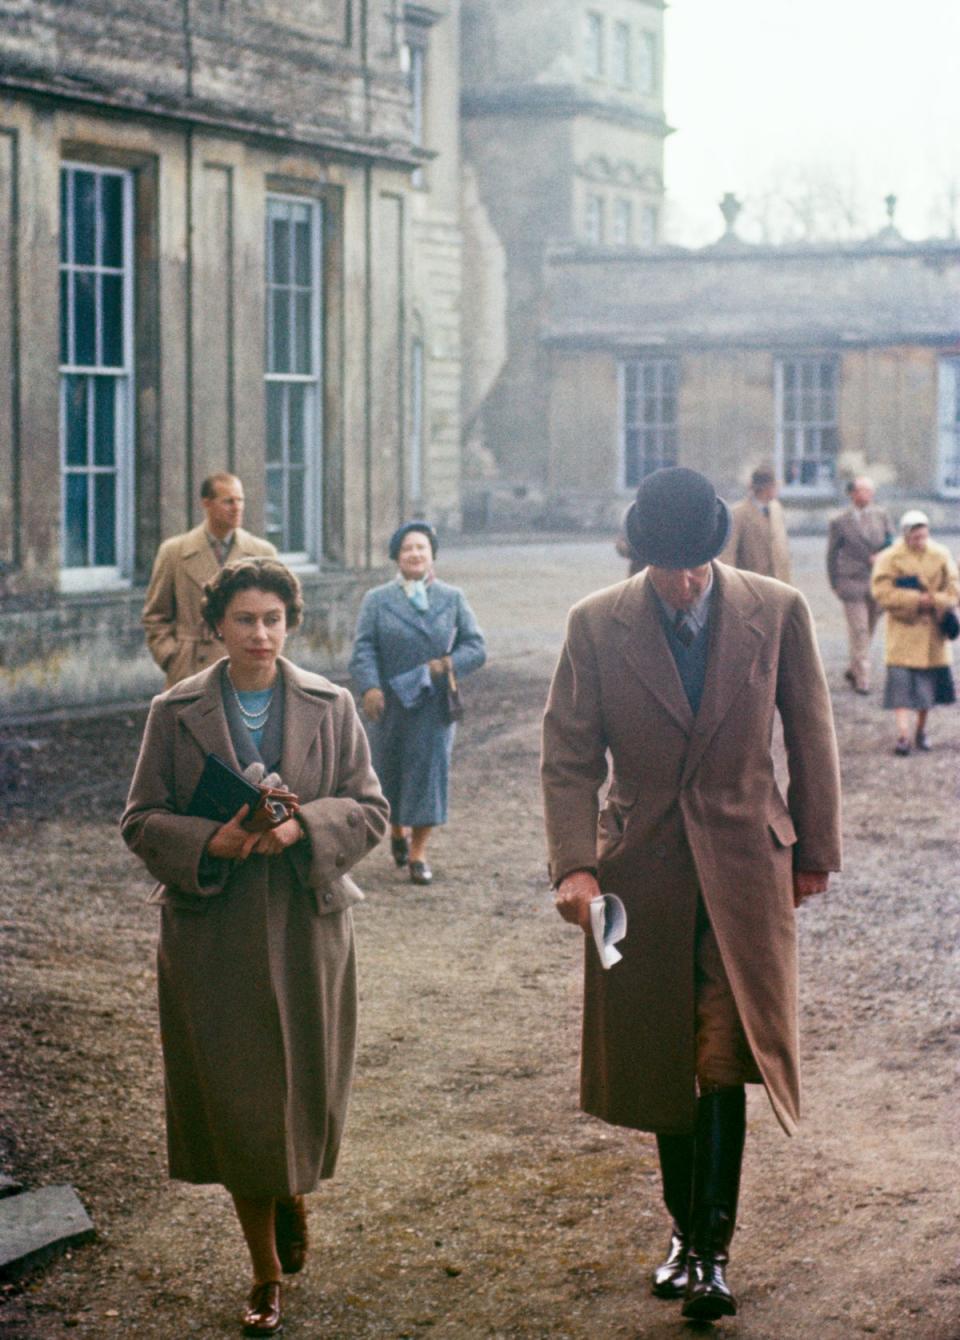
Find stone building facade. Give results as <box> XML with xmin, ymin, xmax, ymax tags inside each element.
<box><xmin>540</xmin><ymin>230</ymin><xmax>960</xmax><ymax>528</ymax></box>
<box><xmin>460</xmin><ymin>0</ymin><xmax>668</xmax><ymax>504</ymax></box>
<box><xmin>0</xmin><ymin>0</ymin><xmax>464</xmax><ymax>710</ymax></box>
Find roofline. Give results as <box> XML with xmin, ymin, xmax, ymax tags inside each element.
<box><xmin>461</xmin><ymin>86</ymin><xmax>672</xmax><ymax>138</ymax></box>
<box><xmin>541</xmin><ymin>331</ymin><xmax>960</xmax><ymax>353</ymax></box>
<box><xmin>547</xmin><ymin>238</ymin><xmax>960</xmax><ymax>265</ymax></box>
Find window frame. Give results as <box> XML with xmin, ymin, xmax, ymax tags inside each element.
<box><xmin>612</xmin><ymin>197</ymin><xmax>633</xmax><ymax>246</ymax></box>
<box><xmin>264</xmin><ymin>192</ymin><xmax>324</xmax><ymax>566</ymax></box>
<box><xmin>775</xmin><ymin>356</ymin><xmax>840</xmax><ymax>496</ymax></box>
<box><xmin>583</xmin><ymin>11</ymin><xmax>605</xmax><ymax>81</ymax></box>
<box><xmin>618</xmin><ymin>357</ymin><xmax>679</xmax><ymax>489</ymax></box>
<box><xmin>638</xmin><ymin>29</ymin><xmax>658</xmax><ymax>95</ymax></box>
<box><xmin>584</xmin><ymin>192</ymin><xmax>605</xmax><ymax>245</ymax></box>
<box><xmin>58</xmin><ymin>161</ymin><xmax>135</xmax><ymax>593</ymax></box>
<box><xmin>937</xmin><ymin>356</ymin><xmax>960</xmax><ymax>496</ymax></box>
<box><xmin>612</xmin><ymin>19</ymin><xmax>632</xmax><ymax>88</ymax></box>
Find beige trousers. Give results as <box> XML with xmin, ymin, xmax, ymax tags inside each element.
<box><xmin>842</xmin><ymin>597</ymin><xmax>881</xmax><ymax>691</ymax></box>
<box><xmin>694</xmin><ymin>898</ymin><xmax>762</xmax><ymax>1089</ymax></box>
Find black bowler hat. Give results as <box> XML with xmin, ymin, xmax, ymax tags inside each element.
<box><xmin>624</xmin><ymin>467</ymin><xmax>731</xmax><ymax>570</ymax></box>
<box><xmin>388</xmin><ymin>520</ymin><xmax>438</xmax><ymax>562</ymax></box>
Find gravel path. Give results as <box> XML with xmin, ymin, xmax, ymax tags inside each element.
<box><xmin>1</xmin><ymin>538</ymin><xmax>958</xmax><ymax>1339</ymax></box>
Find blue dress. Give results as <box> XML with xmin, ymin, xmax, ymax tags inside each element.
<box><xmin>348</xmin><ymin>579</ymin><xmax>486</xmax><ymax>827</ymax></box>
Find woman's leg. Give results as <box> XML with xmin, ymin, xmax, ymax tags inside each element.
<box><xmin>893</xmin><ymin>707</ymin><xmax>911</xmax><ymax>743</ymax></box>
<box><xmin>409</xmin><ymin>825</ymin><xmax>432</xmax><ymax>863</ymax></box>
<box><xmin>231</xmin><ymin>1194</ymin><xmax>282</xmax><ymax>1285</ymax></box>
<box><xmin>391</xmin><ymin>823</ymin><xmax>408</xmax><ymax>839</ymax></box>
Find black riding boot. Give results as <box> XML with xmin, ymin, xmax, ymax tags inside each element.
<box><xmin>681</xmin><ymin>1085</ymin><xmax>746</xmax><ymax>1321</ymax></box>
<box><xmin>651</xmin><ymin>1132</ymin><xmax>695</xmax><ymax>1298</ymax></box>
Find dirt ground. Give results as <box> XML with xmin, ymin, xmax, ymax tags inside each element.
<box><xmin>1</xmin><ymin>537</ymin><xmax>958</xmax><ymax>1340</ymax></box>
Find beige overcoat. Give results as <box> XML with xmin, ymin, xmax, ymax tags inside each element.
<box><xmin>719</xmin><ymin>497</ymin><xmax>792</xmax><ymax>584</ymax></box>
<box><xmin>142</xmin><ymin>524</ymin><xmax>277</xmax><ymax>685</ymax></box>
<box><xmin>541</xmin><ymin>563</ymin><xmax>841</xmax><ymax>1137</ymax></box>
<box><xmin>871</xmin><ymin>538</ymin><xmax>959</xmax><ymax>669</ymax></box>
<box><xmin>121</xmin><ymin>657</ymin><xmax>389</xmax><ymax>1197</ymax></box>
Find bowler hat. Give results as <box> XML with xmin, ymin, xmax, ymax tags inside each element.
<box><xmin>388</xmin><ymin>520</ymin><xmax>438</xmax><ymax>562</ymax></box>
<box><xmin>624</xmin><ymin>467</ymin><xmax>731</xmax><ymax>570</ymax></box>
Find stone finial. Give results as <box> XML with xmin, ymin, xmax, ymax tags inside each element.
<box><xmin>719</xmin><ymin>192</ymin><xmax>742</xmax><ymax>237</ymax></box>
<box><xmin>884</xmin><ymin>193</ymin><xmax>898</xmax><ymax>225</ymax></box>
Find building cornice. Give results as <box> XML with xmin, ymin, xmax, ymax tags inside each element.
<box><xmin>461</xmin><ymin>85</ymin><xmax>672</xmax><ymax>138</ymax></box>
<box><xmin>547</xmin><ymin>239</ymin><xmax>960</xmax><ymax>265</ymax></box>
<box><xmin>0</xmin><ymin>68</ymin><xmax>425</xmax><ymax>170</ymax></box>
<box><xmin>542</xmin><ymin>329</ymin><xmax>960</xmax><ymax>353</ymax></box>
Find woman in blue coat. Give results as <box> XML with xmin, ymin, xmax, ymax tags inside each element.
<box><xmin>349</xmin><ymin>521</ymin><xmax>486</xmax><ymax>885</ymax></box>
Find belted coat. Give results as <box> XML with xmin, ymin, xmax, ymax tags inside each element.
<box><xmin>349</xmin><ymin>578</ymin><xmax>486</xmax><ymax>828</ymax></box>
<box><xmin>142</xmin><ymin>524</ymin><xmax>277</xmax><ymax>685</ymax></box>
<box><xmin>121</xmin><ymin>658</ymin><xmax>389</xmax><ymax>1197</ymax></box>
<box><xmin>541</xmin><ymin>563</ymin><xmax>841</xmax><ymax>1137</ymax></box>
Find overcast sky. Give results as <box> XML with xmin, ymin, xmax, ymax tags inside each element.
<box><xmin>663</xmin><ymin>0</ymin><xmax>960</xmax><ymax>245</ymax></box>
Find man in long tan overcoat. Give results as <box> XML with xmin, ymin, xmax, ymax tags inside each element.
<box><xmin>719</xmin><ymin>465</ymin><xmax>792</xmax><ymax>584</ymax></box>
<box><xmin>826</xmin><ymin>476</ymin><xmax>892</xmax><ymax>693</ymax></box>
<box><xmin>142</xmin><ymin>473</ymin><xmax>276</xmax><ymax>685</ymax></box>
<box><xmin>541</xmin><ymin>467</ymin><xmax>841</xmax><ymax>1321</ymax></box>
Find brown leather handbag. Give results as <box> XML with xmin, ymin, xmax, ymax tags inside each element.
<box><xmin>440</xmin><ymin>656</ymin><xmax>464</xmax><ymax>724</ymax></box>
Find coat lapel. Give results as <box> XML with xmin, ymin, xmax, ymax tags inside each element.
<box><xmin>177</xmin><ymin>662</ymin><xmax>242</xmax><ymax>771</ymax></box>
<box><xmin>181</xmin><ymin>525</ymin><xmax>220</xmax><ymax>592</ymax></box>
<box><xmin>280</xmin><ymin>659</ymin><xmax>332</xmax><ymax>795</ymax></box>
<box><xmin>612</xmin><ymin>576</ymin><xmax>693</xmax><ymax>734</ymax></box>
<box><xmin>680</xmin><ymin>565</ymin><xmax>765</xmax><ymax>786</ymax></box>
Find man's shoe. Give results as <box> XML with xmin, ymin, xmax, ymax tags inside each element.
<box><xmin>275</xmin><ymin>1195</ymin><xmax>308</xmax><ymax>1274</ymax></box>
<box><xmin>894</xmin><ymin>738</ymin><xmax>911</xmax><ymax>756</ymax></box>
<box><xmin>391</xmin><ymin>836</ymin><xmax>410</xmax><ymax>867</ymax></box>
<box><xmin>682</xmin><ymin>1239</ymin><xmax>737</xmax><ymax>1319</ymax></box>
<box><xmin>243</xmin><ymin>1281</ymin><xmax>282</xmax><ymax>1336</ymax></box>
<box><xmin>651</xmin><ymin>1227</ymin><xmax>689</xmax><ymax>1298</ymax></box>
<box><xmin>409</xmin><ymin>860</ymin><xmax>433</xmax><ymax>885</ymax></box>
<box><xmin>915</xmin><ymin>730</ymin><xmax>931</xmax><ymax>751</ymax></box>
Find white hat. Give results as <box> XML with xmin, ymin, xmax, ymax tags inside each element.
<box><xmin>899</xmin><ymin>509</ymin><xmax>929</xmax><ymax>532</ymax></box>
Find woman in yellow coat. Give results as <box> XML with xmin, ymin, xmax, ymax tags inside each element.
<box><xmin>871</xmin><ymin>510</ymin><xmax>959</xmax><ymax>755</ymax></box>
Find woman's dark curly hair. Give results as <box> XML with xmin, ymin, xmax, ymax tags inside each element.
<box><xmin>201</xmin><ymin>557</ymin><xmax>304</xmax><ymax>634</ymax></box>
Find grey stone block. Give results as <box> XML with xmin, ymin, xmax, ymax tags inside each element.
<box><xmin>0</xmin><ymin>1186</ymin><xmax>95</xmax><ymax>1281</ymax></box>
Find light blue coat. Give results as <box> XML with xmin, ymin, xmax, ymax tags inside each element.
<box><xmin>348</xmin><ymin>579</ymin><xmax>487</xmax><ymax>827</ymax></box>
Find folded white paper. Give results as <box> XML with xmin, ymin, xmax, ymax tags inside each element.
<box><xmin>589</xmin><ymin>893</ymin><xmax>628</xmax><ymax>969</ymax></box>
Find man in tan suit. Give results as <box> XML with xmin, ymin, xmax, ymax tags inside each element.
<box><xmin>142</xmin><ymin>473</ymin><xmax>277</xmax><ymax>685</ymax></box>
<box><xmin>719</xmin><ymin>466</ymin><xmax>792</xmax><ymax>583</ymax></box>
<box><xmin>541</xmin><ymin>468</ymin><xmax>840</xmax><ymax>1321</ymax></box>
<box><xmin>826</xmin><ymin>476</ymin><xmax>892</xmax><ymax>693</ymax></box>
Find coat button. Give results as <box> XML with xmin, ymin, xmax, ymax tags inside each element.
<box><xmin>335</xmin><ymin>853</ymin><xmax>345</xmax><ymax>867</ymax></box>
<box><xmin>323</xmin><ymin>891</ymin><xmax>333</xmax><ymax>904</ymax></box>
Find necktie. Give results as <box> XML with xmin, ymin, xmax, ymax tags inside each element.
<box><xmin>674</xmin><ymin>610</ymin><xmax>694</xmax><ymax>647</ymax></box>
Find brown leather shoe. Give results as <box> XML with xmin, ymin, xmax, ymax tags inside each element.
<box><xmin>275</xmin><ymin>1195</ymin><xmax>308</xmax><ymax>1274</ymax></box>
<box><xmin>242</xmin><ymin>1281</ymin><xmax>282</xmax><ymax>1336</ymax></box>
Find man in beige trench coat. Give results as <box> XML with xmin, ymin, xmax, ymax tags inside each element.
<box><xmin>541</xmin><ymin>467</ymin><xmax>841</xmax><ymax>1320</ymax></box>
<box><xmin>142</xmin><ymin>473</ymin><xmax>277</xmax><ymax>686</ymax></box>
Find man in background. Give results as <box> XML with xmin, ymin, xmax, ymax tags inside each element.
<box><xmin>720</xmin><ymin>466</ymin><xmax>792</xmax><ymax>584</ymax></box>
<box><xmin>142</xmin><ymin>473</ymin><xmax>277</xmax><ymax>686</ymax></box>
<box><xmin>826</xmin><ymin>476</ymin><xmax>892</xmax><ymax>694</ymax></box>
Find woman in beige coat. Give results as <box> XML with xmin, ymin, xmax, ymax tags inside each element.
<box><xmin>122</xmin><ymin>558</ymin><xmax>389</xmax><ymax>1337</ymax></box>
<box><xmin>871</xmin><ymin>510</ymin><xmax>959</xmax><ymax>755</ymax></box>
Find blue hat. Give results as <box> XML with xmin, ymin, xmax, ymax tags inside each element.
<box><xmin>624</xmin><ymin>468</ymin><xmax>731</xmax><ymax>570</ymax></box>
<box><xmin>388</xmin><ymin>520</ymin><xmax>438</xmax><ymax>562</ymax></box>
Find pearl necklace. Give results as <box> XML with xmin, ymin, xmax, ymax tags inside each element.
<box><xmin>227</xmin><ymin>672</ymin><xmax>275</xmax><ymax>730</ymax></box>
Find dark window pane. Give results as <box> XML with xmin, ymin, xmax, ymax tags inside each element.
<box><xmin>266</xmin><ymin>382</ymin><xmax>284</xmax><ymax>462</ymax></box>
<box><xmin>74</xmin><ymin>271</ymin><xmax>96</xmax><ymax>366</ymax></box>
<box><xmin>60</xmin><ymin>271</ymin><xmax>70</xmax><ymax>364</ymax></box>
<box><xmin>265</xmin><ymin>467</ymin><xmax>284</xmax><ymax>548</ymax></box>
<box><xmin>271</xmin><ymin>216</ymin><xmax>291</xmax><ymax>285</ymax></box>
<box><xmin>661</xmin><ymin>396</ymin><xmax>676</xmax><ymax>425</ymax></box>
<box><xmin>272</xmin><ymin>290</ymin><xmax>290</xmax><ymax>372</ymax></box>
<box><xmin>93</xmin><ymin>472</ymin><xmax>117</xmax><ymax>565</ymax></box>
<box><xmin>101</xmin><ymin>174</ymin><xmax>124</xmax><ymax>268</ymax></box>
<box><xmin>64</xmin><ymin>473</ymin><xmax>89</xmax><ymax>566</ymax></box>
<box><xmin>287</xmin><ymin>467</ymin><xmax>306</xmax><ymax>552</ymax></box>
<box><xmin>643</xmin><ymin>365</ymin><xmax>656</xmax><ymax>393</ymax></box>
<box><xmin>93</xmin><ymin>377</ymin><xmax>116</xmax><ymax>466</ymax></box>
<box><xmin>64</xmin><ymin>375</ymin><xmax>88</xmax><ymax>467</ymax></box>
<box><xmin>783</xmin><ymin>365</ymin><xmax>796</xmax><ymax>390</ymax></box>
<box><xmin>819</xmin><ymin>362</ymin><xmax>835</xmax><ymax>390</ymax></box>
<box><xmin>101</xmin><ymin>274</ymin><xmax>124</xmax><ymax>366</ymax></box>
<box><xmin>60</xmin><ymin>170</ymin><xmax>69</xmax><ymax>264</ymax></box>
<box><xmin>294</xmin><ymin>292</ymin><xmax>312</xmax><ymax>374</ymax></box>
<box><xmin>644</xmin><ymin>396</ymin><xmax>658</xmax><ymax>424</ymax></box>
<box><xmin>288</xmin><ymin>385</ymin><xmax>306</xmax><ymax>464</ymax></box>
<box><xmin>294</xmin><ymin>219</ymin><xmax>312</xmax><ymax>287</ymax></box>
<box><xmin>73</xmin><ymin>171</ymin><xmax>97</xmax><ymax>266</ymax></box>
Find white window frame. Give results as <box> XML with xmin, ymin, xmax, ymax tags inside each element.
<box><xmin>402</xmin><ymin>38</ymin><xmax>427</xmax><ymax>188</ymax></box>
<box><xmin>584</xmin><ymin>193</ymin><xmax>605</xmax><ymax>245</ymax></box>
<box><xmin>584</xmin><ymin>11</ymin><xmax>605</xmax><ymax>80</ymax></box>
<box><xmin>618</xmin><ymin>358</ymin><xmax>679</xmax><ymax>489</ymax></box>
<box><xmin>612</xmin><ymin>20</ymin><xmax>632</xmax><ymax>87</ymax></box>
<box><xmin>937</xmin><ymin>356</ymin><xmax>960</xmax><ymax>496</ymax></box>
<box><xmin>775</xmin><ymin>357</ymin><xmax>839</xmax><ymax>496</ymax></box>
<box><xmin>639</xmin><ymin>203</ymin><xmax>658</xmax><ymax>247</ymax></box>
<box><xmin>59</xmin><ymin>162</ymin><xmax>135</xmax><ymax>593</ymax></box>
<box><xmin>612</xmin><ymin>197</ymin><xmax>633</xmax><ymax>246</ymax></box>
<box><xmin>265</xmin><ymin>193</ymin><xmax>324</xmax><ymax>566</ymax></box>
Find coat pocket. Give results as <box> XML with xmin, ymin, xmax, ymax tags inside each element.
<box><xmin>767</xmin><ymin>811</ymin><xmax>798</xmax><ymax>848</ymax></box>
